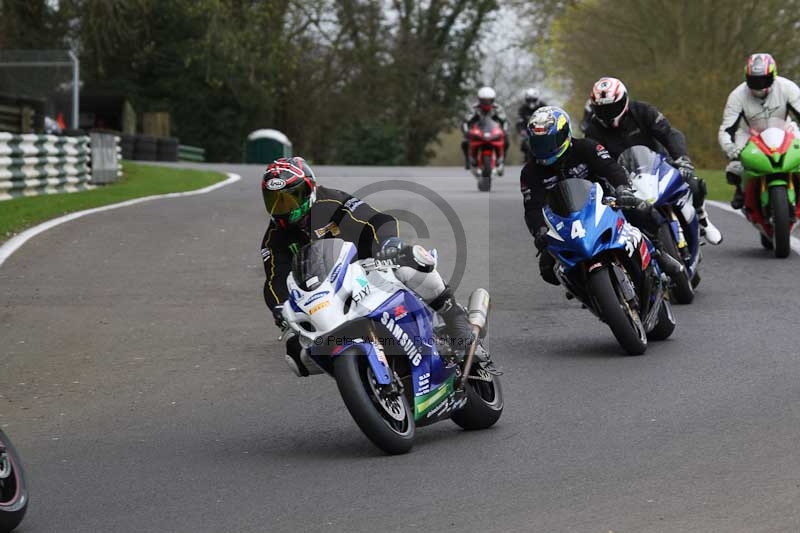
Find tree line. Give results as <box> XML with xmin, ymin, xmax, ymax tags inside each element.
<box><xmin>6</xmin><ymin>0</ymin><xmax>795</xmax><ymax>167</ymax></box>
<box><xmin>540</xmin><ymin>0</ymin><xmax>800</xmax><ymax>167</ymax></box>
<box><xmin>1</xmin><ymin>0</ymin><xmax>499</xmax><ymax>164</ymax></box>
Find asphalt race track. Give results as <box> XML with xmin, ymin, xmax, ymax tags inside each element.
<box><xmin>2</xmin><ymin>165</ymin><xmax>800</xmax><ymax>532</ymax></box>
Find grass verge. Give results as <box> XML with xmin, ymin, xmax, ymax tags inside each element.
<box><xmin>1</xmin><ymin>162</ymin><xmax>226</xmax><ymax>243</ymax></box>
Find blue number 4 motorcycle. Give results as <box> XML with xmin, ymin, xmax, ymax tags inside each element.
<box><xmin>618</xmin><ymin>145</ymin><xmax>701</xmax><ymax>304</ymax></box>
<box><xmin>543</xmin><ymin>178</ymin><xmax>676</xmax><ymax>355</ymax></box>
<box><xmin>280</xmin><ymin>238</ymin><xmax>503</xmax><ymax>455</ymax></box>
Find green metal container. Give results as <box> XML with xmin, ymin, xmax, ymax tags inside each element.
<box><xmin>244</xmin><ymin>129</ymin><xmax>292</xmax><ymax>163</ymax></box>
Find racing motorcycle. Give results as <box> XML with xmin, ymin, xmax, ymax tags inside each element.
<box><xmin>543</xmin><ymin>178</ymin><xmax>676</xmax><ymax>355</ymax></box>
<box><xmin>280</xmin><ymin>238</ymin><xmax>503</xmax><ymax>455</ymax></box>
<box><xmin>467</xmin><ymin>115</ymin><xmax>506</xmax><ymax>192</ymax></box>
<box><xmin>618</xmin><ymin>145</ymin><xmax>701</xmax><ymax>304</ymax></box>
<box><xmin>738</xmin><ymin>117</ymin><xmax>800</xmax><ymax>258</ymax></box>
<box><xmin>0</xmin><ymin>430</ymin><xmax>27</xmax><ymax>532</ymax></box>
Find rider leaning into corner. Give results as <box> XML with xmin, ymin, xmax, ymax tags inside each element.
<box><xmin>584</xmin><ymin>77</ymin><xmax>723</xmax><ymax>245</ymax></box>
<box><xmin>520</xmin><ymin>106</ymin><xmax>685</xmax><ymax>285</ymax></box>
<box><xmin>260</xmin><ymin>157</ymin><xmax>478</xmax><ymax>372</ymax></box>
<box><xmin>461</xmin><ymin>86</ymin><xmax>510</xmax><ymax>172</ymax></box>
<box><xmin>719</xmin><ymin>53</ymin><xmax>800</xmax><ymax>209</ymax></box>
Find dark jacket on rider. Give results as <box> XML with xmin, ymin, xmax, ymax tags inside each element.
<box><xmin>462</xmin><ymin>103</ymin><xmax>510</xmax><ymax>135</ymax></box>
<box><xmin>516</xmin><ymin>99</ymin><xmax>548</xmax><ymax>133</ymax></box>
<box><xmin>520</xmin><ymin>138</ymin><xmax>630</xmax><ymax>235</ymax></box>
<box><xmin>260</xmin><ymin>185</ymin><xmax>399</xmax><ymax>311</ymax></box>
<box><xmin>583</xmin><ymin>100</ymin><xmax>688</xmax><ymax>160</ymax></box>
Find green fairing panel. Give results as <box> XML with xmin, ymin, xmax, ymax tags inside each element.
<box><xmin>741</xmin><ymin>139</ymin><xmax>800</xmax><ymax>180</ymax></box>
<box><xmin>413</xmin><ymin>375</ymin><xmax>455</xmax><ymax>420</ymax></box>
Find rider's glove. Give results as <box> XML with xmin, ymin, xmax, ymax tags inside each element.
<box><xmin>533</xmin><ymin>227</ymin><xmax>549</xmax><ymax>254</ymax></box>
<box><xmin>614</xmin><ymin>185</ymin><xmax>648</xmax><ymax>211</ymax></box>
<box><xmin>673</xmin><ymin>155</ymin><xmax>695</xmax><ymax>179</ymax></box>
<box><xmin>376</xmin><ymin>237</ymin><xmax>435</xmax><ymax>272</ymax></box>
<box><xmin>272</xmin><ymin>304</ymin><xmax>289</xmax><ymax>331</ymax></box>
<box><xmin>725</xmin><ymin>146</ymin><xmax>741</xmax><ymax>161</ymax></box>
<box><xmin>376</xmin><ymin>237</ymin><xmax>407</xmax><ymax>262</ymax></box>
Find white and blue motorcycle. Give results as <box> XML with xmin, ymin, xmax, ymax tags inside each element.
<box><xmin>618</xmin><ymin>145</ymin><xmax>701</xmax><ymax>304</ymax></box>
<box><xmin>280</xmin><ymin>238</ymin><xmax>503</xmax><ymax>455</ymax></box>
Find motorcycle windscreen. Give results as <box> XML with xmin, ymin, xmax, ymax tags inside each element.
<box><xmin>748</xmin><ymin>116</ymin><xmax>790</xmax><ymax>136</ymax></box>
<box><xmin>618</xmin><ymin>145</ymin><xmax>660</xmax><ymax>202</ymax></box>
<box><xmin>291</xmin><ymin>238</ymin><xmax>351</xmax><ymax>291</ymax></box>
<box><xmin>546</xmin><ymin>178</ymin><xmax>593</xmax><ymax>217</ymax></box>
<box><xmin>618</xmin><ymin>145</ymin><xmax>658</xmax><ymax>177</ymax></box>
<box><xmin>477</xmin><ymin>115</ymin><xmax>500</xmax><ymax>132</ymax></box>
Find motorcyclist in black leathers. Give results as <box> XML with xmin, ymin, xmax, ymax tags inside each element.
<box><xmin>461</xmin><ymin>86</ymin><xmax>510</xmax><ymax>172</ymax></box>
<box><xmin>261</xmin><ymin>157</ymin><xmax>475</xmax><ymax>369</ymax></box>
<box><xmin>515</xmin><ymin>88</ymin><xmax>548</xmax><ymax>162</ymax></box>
<box><xmin>521</xmin><ymin>106</ymin><xmax>684</xmax><ymax>285</ymax></box>
<box><xmin>579</xmin><ymin>98</ymin><xmax>593</xmax><ymax>135</ymax></box>
<box><xmin>584</xmin><ymin>77</ymin><xmax>723</xmax><ymax>245</ymax></box>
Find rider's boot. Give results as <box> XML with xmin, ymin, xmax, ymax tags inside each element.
<box><xmin>430</xmin><ymin>291</ymin><xmax>475</xmax><ymax>363</ymax></box>
<box><xmin>731</xmin><ymin>185</ymin><xmax>745</xmax><ymax>210</ymax></box>
<box><xmin>696</xmin><ymin>205</ymin><xmax>723</xmax><ymax>245</ymax></box>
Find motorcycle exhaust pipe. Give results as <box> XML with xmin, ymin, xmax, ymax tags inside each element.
<box><xmin>467</xmin><ymin>288</ymin><xmax>491</xmax><ymax>338</ymax></box>
<box><xmin>460</xmin><ymin>288</ymin><xmax>491</xmax><ymax>389</ymax></box>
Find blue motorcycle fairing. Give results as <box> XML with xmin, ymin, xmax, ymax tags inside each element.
<box><xmin>544</xmin><ymin>182</ymin><xmax>632</xmax><ymax>270</ymax></box>
<box><xmin>367</xmin><ymin>290</ymin><xmax>457</xmax><ymax>403</ymax></box>
<box><xmin>634</xmin><ymin>149</ymin><xmax>701</xmax><ymax>278</ymax></box>
<box><xmin>650</xmin><ymin>159</ymin><xmax>687</xmax><ymax>208</ymax></box>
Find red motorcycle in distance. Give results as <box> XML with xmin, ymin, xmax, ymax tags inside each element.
<box><xmin>467</xmin><ymin>116</ymin><xmax>506</xmax><ymax>192</ymax></box>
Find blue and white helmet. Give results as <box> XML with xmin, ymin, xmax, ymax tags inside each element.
<box><xmin>527</xmin><ymin>106</ymin><xmax>572</xmax><ymax>166</ymax></box>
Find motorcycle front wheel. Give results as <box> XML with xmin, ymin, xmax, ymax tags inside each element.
<box><xmin>588</xmin><ymin>266</ymin><xmax>647</xmax><ymax>355</ymax></box>
<box><xmin>769</xmin><ymin>185</ymin><xmax>791</xmax><ymax>258</ymax></box>
<box><xmin>333</xmin><ymin>348</ymin><xmax>415</xmax><ymax>455</ymax></box>
<box><xmin>0</xmin><ymin>430</ymin><xmax>28</xmax><ymax>533</ymax></box>
<box><xmin>478</xmin><ymin>154</ymin><xmax>492</xmax><ymax>191</ymax></box>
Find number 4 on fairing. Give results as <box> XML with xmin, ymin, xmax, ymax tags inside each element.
<box><xmin>571</xmin><ymin>220</ymin><xmax>587</xmax><ymax>239</ymax></box>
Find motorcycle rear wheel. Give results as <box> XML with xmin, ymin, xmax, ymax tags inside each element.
<box><xmin>0</xmin><ymin>430</ymin><xmax>28</xmax><ymax>533</ymax></box>
<box><xmin>478</xmin><ymin>154</ymin><xmax>492</xmax><ymax>191</ymax></box>
<box><xmin>657</xmin><ymin>224</ymin><xmax>694</xmax><ymax>304</ymax></box>
<box><xmin>647</xmin><ymin>299</ymin><xmax>676</xmax><ymax>341</ymax></box>
<box><xmin>769</xmin><ymin>185</ymin><xmax>791</xmax><ymax>258</ymax></box>
<box><xmin>588</xmin><ymin>266</ymin><xmax>647</xmax><ymax>355</ymax></box>
<box><xmin>333</xmin><ymin>348</ymin><xmax>415</xmax><ymax>455</ymax></box>
<box><xmin>451</xmin><ymin>369</ymin><xmax>503</xmax><ymax>430</ymax></box>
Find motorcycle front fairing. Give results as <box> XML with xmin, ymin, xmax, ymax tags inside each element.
<box><xmin>284</xmin><ymin>239</ymin><xmax>463</xmax><ymax>425</ymax></box>
<box><xmin>366</xmin><ymin>290</ymin><xmax>465</xmax><ymax>424</ymax></box>
<box><xmin>544</xmin><ymin>180</ymin><xmax>638</xmax><ymax>271</ymax></box>
<box><xmin>543</xmin><ymin>179</ymin><xmax>660</xmax><ymax>317</ymax></box>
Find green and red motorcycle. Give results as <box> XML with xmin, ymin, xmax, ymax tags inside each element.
<box><xmin>739</xmin><ymin>117</ymin><xmax>800</xmax><ymax>258</ymax></box>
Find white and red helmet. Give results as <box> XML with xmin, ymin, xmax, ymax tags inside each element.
<box><xmin>745</xmin><ymin>53</ymin><xmax>777</xmax><ymax>98</ymax></box>
<box><xmin>478</xmin><ymin>86</ymin><xmax>496</xmax><ymax>112</ymax></box>
<box><xmin>590</xmin><ymin>77</ymin><xmax>629</xmax><ymax>128</ymax></box>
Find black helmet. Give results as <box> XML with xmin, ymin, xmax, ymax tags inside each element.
<box><xmin>262</xmin><ymin>157</ymin><xmax>317</xmax><ymax>229</ymax></box>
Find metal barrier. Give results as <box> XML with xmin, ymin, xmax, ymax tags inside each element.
<box><xmin>178</xmin><ymin>144</ymin><xmax>205</xmax><ymax>162</ymax></box>
<box><xmin>0</xmin><ymin>132</ymin><xmax>121</xmax><ymax>201</ymax></box>
<box><xmin>89</xmin><ymin>133</ymin><xmax>123</xmax><ymax>185</ymax></box>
